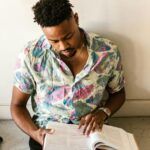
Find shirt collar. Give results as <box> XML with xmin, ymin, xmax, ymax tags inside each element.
<box><xmin>40</xmin><ymin>35</ymin><xmax>61</xmax><ymax>59</ymax></box>
<box><xmin>40</xmin><ymin>29</ymin><xmax>99</xmax><ymax>67</ymax></box>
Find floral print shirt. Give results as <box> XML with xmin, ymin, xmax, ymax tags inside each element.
<box><xmin>13</xmin><ymin>31</ymin><xmax>124</xmax><ymax>127</ymax></box>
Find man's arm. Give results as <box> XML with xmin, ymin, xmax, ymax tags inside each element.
<box><xmin>79</xmin><ymin>88</ymin><xmax>126</xmax><ymax>135</ymax></box>
<box><xmin>104</xmin><ymin>87</ymin><xmax>126</xmax><ymax>116</ymax></box>
<box><xmin>10</xmin><ymin>87</ymin><xmax>53</xmax><ymax>145</ymax></box>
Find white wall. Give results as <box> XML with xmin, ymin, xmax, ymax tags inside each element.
<box><xmin>1</xmin><ymin>0</ymin><xmax>150</xmax><ymax>119</ymax></box>
<box><xmin>0</xmin><ymin>0</ymin><xmax>41</xmax><ymax>118</ymax></box>
<box><xmin>0</xmin><ymin>1</ymin><xmax>42</xmax><ymax>101</ymax></box>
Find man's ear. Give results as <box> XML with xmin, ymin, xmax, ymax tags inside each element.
<box><xmin>74</xmin><ymin>13</ymin><xmax>79</xmax><ymax>25</ymax></box>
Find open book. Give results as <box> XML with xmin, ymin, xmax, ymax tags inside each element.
<box><xmin>43</xmin><ymin>121</ymin><xmax>139</xmax><ymax>150</ymax></box>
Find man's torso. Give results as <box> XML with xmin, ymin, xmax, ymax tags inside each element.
<box><xmin>13</xmin><ymin>31</ymin><xmax>124</xmax><ymax>127</ymax></box>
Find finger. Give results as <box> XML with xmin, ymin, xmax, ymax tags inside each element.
<box><xmin>86</xmin><ymin>119</ymin><xmax>95</xmax><ymax>136</ymax></box>
<box><xmin>46</xmin><ymin>128</ymin><xmax>55</xmax><ymax>134</ymax></box>
<box><xmin>96</xmin><ymin>120</ymin><xmax>104</xmax><ymax>131</ymax></box>
<box><xmin>41</xmin><ymin>129</ymin><xmax>55</xmax><ymax>145</ymax></box>
<box><xmin>38</xmin><ymin>129</ymin><xmax>46</xmax><ymax>145</ymax></box>
<box><xmin>91</xmin><ymin>122</ymin><xmax>97</xmax><ymax>132</ymax></box>
<box><xmin>83</xmin><ymin>116</ymin><xmax>93</xmax><ymax>135</ymax></box>
<box><xmin>40</xmin><ymin>128</ymin><xmax>54</xmax><ymax>137</ymax></box>
<box><xmin>78</xmin><ymin>117</ymin><xmax>85</xmax><ymax>129</ymax></box>
<box><xmin>42</xmin><ymin>133</ymin><xmax>46</xmax><ymax>145</ymax></box>
<box><xmin>99</xmin><ymin>121</ymin><xmax>104</xmax><ymax>130</ymax></box>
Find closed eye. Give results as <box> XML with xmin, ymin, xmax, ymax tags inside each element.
<box><xmin>48</xmin><ymin>31</ymin><xmax>75</xmax><ymax>43</ymax></box>
<box><xmin>64</xmin><ymin>34</ymin><xmax>73</xmax><ymax>40</ymax></box>
<box><xmin>50</xmin><ymin>40</ymin><xmax>59</xmax><ymax>43</ymax></box>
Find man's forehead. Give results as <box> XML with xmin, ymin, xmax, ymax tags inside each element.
<box><xmin>42</xmin><ymin>20</ymin><xmax>74</xmax><ymax>40</ymax></box>
<box><xmin>48</xmin><ymin>32</ymin><xmax>74</xmax><ymax>41</ymax></box>
<box><xmin>44</xmin><ymin>29</ymin><xmax>73</xmax><ymax>40</ymax></box>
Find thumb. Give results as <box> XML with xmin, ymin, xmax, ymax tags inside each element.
<box><xmin>46</xmin><ymin>128</ymin><xmax>55</xmax><ymax>134</ymax></box>
<box><xmin>40</xmin><ymin>128</ymin><xmax>55</xmax><ymax>137</ymax></box>
<box><xmin>41</xmin><ymin>128</ymin><xmax>55</xmax><ymax>145</ymax></box>
<box><xmin>78</xmin><ymin>117</ymin><xmax>85</xmax><ymax>129</ymax></box>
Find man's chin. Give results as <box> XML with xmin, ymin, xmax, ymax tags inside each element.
<box><xmin>60</xmin><ymin>50</ymin><xmax>76</xmax><ymax>59</ymax></box>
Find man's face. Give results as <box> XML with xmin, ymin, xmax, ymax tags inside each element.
<box><xmin>42</xmin><ymin>14</ymin><xmax>82</xmax><ymax>60</ymax></box>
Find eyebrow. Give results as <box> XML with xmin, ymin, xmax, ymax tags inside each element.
<box><xmin>48</xmin><ymin>31</ymin><xmax>74</xmax><ymax>41</ymax></box>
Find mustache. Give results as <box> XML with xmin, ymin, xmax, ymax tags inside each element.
<box><xmin>61</xmin><ymin>48</ymin><xmax>75</xmax><ymax>52</ymax></box>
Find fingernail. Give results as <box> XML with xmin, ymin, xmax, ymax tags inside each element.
<box><xmin>50</xmin><ymin>129</ymin><xmax>55</xmax><ymax>134</ymax></box>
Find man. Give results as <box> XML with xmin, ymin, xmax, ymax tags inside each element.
<box><xmin>11</xmin><ymin>0</ymin><xmax>126</xmax><ymax>149</ymax></box>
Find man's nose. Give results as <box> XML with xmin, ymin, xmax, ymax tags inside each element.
<box><xmin>59</xmin><ymin>40</ymin><xmax>69</xmax><ymax>51</ymax></box>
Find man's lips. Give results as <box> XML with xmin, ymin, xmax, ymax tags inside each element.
<box><xmin>60</xmin><ymin>48</ymin><xmax>76</xmax><ymax>57</ymax></box>
<box><xmin>61</xmin><ymin>48</ymin><xmax>75</xmax><ymax>53</ymax></box>
<box><xmin>62</xmin><ymin>48</ymin><xmax>75</xmax><ymax>52</ymax></box>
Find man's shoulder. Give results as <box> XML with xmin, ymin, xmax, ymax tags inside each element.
<box><xmin>22</xmin><ymin>35</ymin><xmax>51</xmax><ymax>59</ymax></box>
<box><xmin>87</xmin><ymin>32</ymin><xmax>118</xmax><ymax>53</ymax></box>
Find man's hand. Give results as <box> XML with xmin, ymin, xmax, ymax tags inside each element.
<box><xmin>78</xmin><ymin>110</ymin><xmax>107</xmax><ymax>136</ymax></box>
<box><xmin>32</xmin><ymin>128</ymin><xmax>55</xmax><ymax>145</ymax></box>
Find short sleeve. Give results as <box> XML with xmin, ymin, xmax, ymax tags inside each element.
<box><xmin>107</xmin><ymin>47</ymin><xmax>125</xmax><ymax>93</ymax></box>
<box><xmin>13</xmin><ymin>43</ymin><xmax>35</xmax><ymax>94</ymax></box>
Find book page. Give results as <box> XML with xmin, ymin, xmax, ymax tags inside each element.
<box><xmin>127</xmin><ymin>133</ymin><xmax>139</xmax><ymax>150</ymax></box>
<box><xmin>43</xmin><ymin>122</ymin><xmax>138</xmax><ymax>150</ymax></box>
<box><xmin>43</xmin><ymin>122</ymin><xmax>89</xmax><ymax>150</ymax></box>
<box><xmin>93</xmin><ymin>125</ymin><xmax>138</xmax><ymax>150</ymax></box>
<box><xmin>89</xmin><ymin>131</ymin><xmax>118</xmax><ymax>150</ymax></box>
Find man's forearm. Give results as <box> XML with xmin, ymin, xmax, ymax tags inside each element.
<box><xmin>11</xmin><ymin>105</ymin><xmax>38</xmax><ymax>139</ymax></box>
<box><xmin>104</xmin><ymin>88</ymin><xmax>126</xmax><ymax>116</ymax></box>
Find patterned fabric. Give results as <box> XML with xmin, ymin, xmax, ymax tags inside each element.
<box><xmin>13</xmin><ymin>30</ymin><xmax>124</xmax><ymax>127</ymax></box>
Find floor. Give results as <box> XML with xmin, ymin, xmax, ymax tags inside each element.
<box><xmin>0</xmin><ymin>117</ymin><xmax>149</xmax><ymax>150</ymax></box>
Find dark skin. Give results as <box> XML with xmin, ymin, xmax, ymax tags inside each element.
<box><xmin>78</xmin><ymin>88</ymin><xmax>125</xmax><ymax>136</ymax></box>
<box><xmin>11</xmin><ymin>13</ymin><xmax>126</xmax><ymax>145</ymax></box>
<box><xmin>11</xmin><ymin>87</ymin><xmax>55</xmax><ymax>145</ymax></box>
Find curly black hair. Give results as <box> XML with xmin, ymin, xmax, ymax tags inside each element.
<box><xmin>32</xmin><ymin>0</ymin><xmax>73</xmax><ymax>27</ymax></box>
